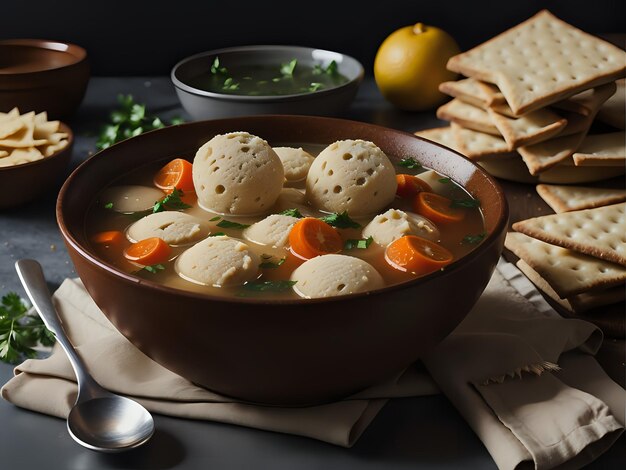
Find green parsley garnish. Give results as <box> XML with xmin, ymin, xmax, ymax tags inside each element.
<box><xmin>398</xmin><ymin>157</ymin><xmax>422</xmax><ymax>169</ymax></box>
<box><xmin>208</xmin><ymin>232</ymin><xmax>226</xmax><ymax>237</ymax></box>
<box><xmin>104</xmin><ymin>202</ymin><xmax>113</xmax><ymax>209</ymax></box>
<box><xmin>259</xmin><ymin>256</ymin><xmax>287</xmax><ymax>269</ymax></box>
<box><xmin>451</xmin><ymin>198</ymin><xmax>481</xmax><ymax>209</ymax></box>
<box><xmin>308</xmin><ymin>82</ymin><xmax>324</xmax><ymax>92</ymax></box>
<box><xmin>344</xmin><ymin>236</ymin><xmax>373</xmax><ymax>250</ymax></box>
<box><xmin>153</xmin><ymin>188</ymin><xmax>191</xmax><ymax>213</ymax></box>
<box><xmin>313</xmin><ymin>60</ymin><xmax>338</xmax><ymax>76</ymax></box>
<box><xmin>141</xmin><ymin>264</ymin><xmax>166</xmax><ymax>274</ymax></box>
<box><xmin>222</xmin><ymin>77</ymin><xmax>240</xmax><ymax>91</ymax></box>
<box><xmin>279</xmin><ymin>208</ymin><xmax>304</xmax><ymax>218</ymax></box>
<box><xmin>319</xmin><ymin>211</ymin><xmax>361</xmax><ymax>229</ymax></box>
<box><xmin>280</xmin><ymin>59</ymin><xmax>298</xmax><ymax>77</ymax></box>
<box><xmin>209</xmin><ymin>216</ymin><xmax>221</xmax><ymax>221</ymax></box>
<box><xmin>462</xmin><ymin>233</ymin><xmax>486</xmax><ymax>245</ymax></box>
<box><xmin>96</xmin><ymin>94</ymin><xmax>183</xmax><ymax>150</ymax></box>
<box><xmin>216</xmin><ymin>219</ymin><xmax>250</xmax><ymax>229</ymax></box>
<box><xmin>210</xmin><ymin>56</ymin><xmax>228</xmax><ymax>75</ymax></box>
<box><xmin>241</xmin><ymin>280</ymin><xmax>297</xmax><ymax>293</ymax></box>
<box><xmin>0</xmin><ymin>292</ymin><xmax>55</xmax><ymax>364</ymax></box>
<box><xmin>438</xmin><ymin>177</ymin><xmax>452</xmax><ymax>184</ymax></box>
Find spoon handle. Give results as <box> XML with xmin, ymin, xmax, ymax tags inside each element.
<box><xmin>15</xmin><ymin>259</ymin><xmax>100</xmax><ymax>395</ymax></box>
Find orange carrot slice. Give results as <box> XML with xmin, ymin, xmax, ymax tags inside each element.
<box><xmin>91</xmin><ymin>230</ymin><xmax>124</xmax><ymax>247</ymax></box>
<box><xmin>385</xmin><ymin>235</ymin><xmax>453</xmax><ymax>275</ymax></box>
<box><xmin>413</xmin><ymin>192</ymin><xmax>465</xmax><ymax>224</ymax></box>
<box><xmin>123</xmin><ymin>237</ymin><xmax>171</xmax><ymax>265</ymax></box>
<box><xmin>396</xmin><ymin>174</ymin><xmax>432</xmax><ymax>198</ymax></box>
<box><xmin>154</xmin><ymin>158</ymin><xmax>194</xmax><ymax>191</ymax></box>
<box><xmin>288</xmin><ymin>218</ymin><xmax>343</xmax><ymax>260</ymax></box>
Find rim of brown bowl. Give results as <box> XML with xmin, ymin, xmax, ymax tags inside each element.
<box><xmin>0</xmin><ymin>38</ymin><xmax>87</xmax><ymax>77</ymax></box>
<box><xmin>57</xmin><ymin>115</ymin><xmax>508</xmax><ymax>306</ymax></box>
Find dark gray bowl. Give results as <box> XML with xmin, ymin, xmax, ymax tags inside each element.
<box><xmin>171</xmin><ymin>45</ymin><xmax>364</xmax><ymax>120</ymax></box>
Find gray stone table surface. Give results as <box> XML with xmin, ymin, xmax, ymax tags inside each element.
<box><xmin>0</xmin><ymin>77</ymin><xmax>623</xmax><ymax>469</ymax></box>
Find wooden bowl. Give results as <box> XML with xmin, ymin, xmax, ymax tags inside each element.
<box><xmin>0</xmin><ymin>39</ymin><xmax>89</xmax><ymax>119</ymax></box>
<box><xmin>57</xmin><ymin>116</ymin><xmax>508</xmax><ymax>405</ymax></box>
<box><xmin>0</xmin><ymin>122</ymin><xmax>73</xmax><ymax>209</ymax></box>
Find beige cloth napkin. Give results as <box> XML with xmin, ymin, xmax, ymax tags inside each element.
<box><xmin>1</xmin><ymin>259</ymin><xmax>624</xmax><ymax>468</ymax></box>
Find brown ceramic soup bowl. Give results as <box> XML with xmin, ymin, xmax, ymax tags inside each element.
<box><xmin>57</xmin><ymin>115</ymin><xmax>508</xmax><ymax>406</ymax></box>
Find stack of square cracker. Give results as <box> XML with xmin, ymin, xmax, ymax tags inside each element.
<box><xmin>0</xmin><ymin>108</ymin><xmax>69</xmax><ymax>167</ymax></box>
<box><xmin>415</xmin><ymin>10</ymin><xmax>626</xmax><ymax>184</ymax></box>
<box><xmin>505</xmin><ymin>198</ymin><xmax>626</xmax><ymax>315</ymax></box>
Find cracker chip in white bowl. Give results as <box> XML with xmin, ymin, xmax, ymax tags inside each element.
<box><xmin>572</xmin><ymin>132</ymin><xmax>625</xmax><ymax>167</ymax></box>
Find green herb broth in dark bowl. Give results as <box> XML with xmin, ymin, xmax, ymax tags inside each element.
<box><xmin>188</xmin><ymin>57</ymin><xmax>350</xmax><ymax>96</ymax></box>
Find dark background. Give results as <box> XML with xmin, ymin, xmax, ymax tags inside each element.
<box><xmin>2</xmin><ymin>0</ymin><xmax>625</xmax><ymax>76</ymax></box>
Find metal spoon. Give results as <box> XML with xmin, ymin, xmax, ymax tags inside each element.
<box><xmin>15</xmin><ymin>259</ymin><xmax>155</xmax><ymax>452</ymax></box>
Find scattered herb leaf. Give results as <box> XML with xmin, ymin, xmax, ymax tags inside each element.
<box><xmin>141</xmin><ymin>264</ymin><xmax>166</xmax><ymax>274</ymax></box>
<box><xmin>241</xmin><ymin>280</ymin><xmax>297</xmax><ymax>293</ymax></box>
<box><xmin>153</xmin><ymin>188</ymin><xmax>191</xmax><ymax>213</ymax></box>
<box><xmin>438</xmin><ymin>177</ymin><xmax>452</xmax><ymax>184</ymax></box>
<box><xmin>462</xmin><ymin>233</ymin><xmax>487</xmax><ymax>245</ymax></box>
<box><xmin>209</xmin><ymin>216</ymin><xmax>221</xmax><ymax>222</ymax></box>
<box><xmin>344</xmin><ymin>236</ymin><xmax>373</xmax><ymax>250</ymax></box>
<box><xmin>216</xmin><ymin>219</ymin><xmax>250</xmax><ymax>229</ymax></box>
<box><xmin>398</xmin><ymin>157</ymin><xmax>422</xmax><ymax>169</ymax></box>
<box><xmin>208</xmin><ymin>232</ymin><xmax>226</xmax><ymax>237</ymax></box>
<box><xmin>279</xmin><ymin>208</ymin><xmax>304</xmax><ymax>218</ymax></box>
<box><xmin>96</xmin><ymin>94</ymin><xmax>184</xmax><ymax>150</ymax></box>
<box><xmin>104</xmin><ymin>202</ymin><xmax>113</xmax><ymax>209</ymax></box>
<box><xmin>319</xmin><ymin>211</ymin><xmax>361</xmax><ymax>229</ymax></box>
<box><xmin>280</xmin><ymin>59</ymin><xmax>298</xmax><ymax>77</ymax></box>
<box><xmin>451</xmin><ymin>198</ymin><xmax>481</xmax><ymax>209</ymax></box>
<box><xmin>259</xmin><ymin>256</ymin><xmax>287</xmax><ymax>269</ymax></box>
<box><xmin>0</xmin><ymin>292</ymin><xmax>55</xmax><ymax>364</ymax></box>
<box><xmin>210</xmin><ymin>56</ymin><xmax>227</xmax><ymax>75</ymax></box>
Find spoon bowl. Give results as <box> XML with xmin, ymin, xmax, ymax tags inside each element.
<box><xmin>68</xmin><ymin>396</ymin><xmax>154</xmax><ymax>452</ymax></box>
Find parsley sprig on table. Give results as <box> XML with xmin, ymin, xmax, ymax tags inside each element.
<box><xmin>96</xmin><ymin>94</ymin><xmax>184</xmax><ymax>150</ymax></box>
<box><xmin>0</xmin><ymin>293</ymin><xmax>55</xmax><ymax>364</ymax></box>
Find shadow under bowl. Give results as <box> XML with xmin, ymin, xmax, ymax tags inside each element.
<box><xmin>0</xmin><ymin>39</ymin><xmax>89</xmax><ymax>119</ymax></box>
<box><xmin>171</xmin><ymin>45</ymin><xmax>364</xmax><ymax>120</ymax></box>
<box><xmin>57</xmin><ymin>115</ymin><xmax>508</xmax><ymax>406</ymax></box>
<box><xmin>0</xmin><ymin>122</ymin><xmax>73</xmax><ymax>209</ymax></box>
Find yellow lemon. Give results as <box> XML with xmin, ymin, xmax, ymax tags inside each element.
<box><xmin>374</xmin><ymin>23</ymin><xmax>460</xmax><ymax>111</ymax></box>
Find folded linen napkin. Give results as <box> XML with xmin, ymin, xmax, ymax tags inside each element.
<box><xmin>1</xmin><ymin>259</ymin><xmax>623</xmax><ymax>468</ymax></box>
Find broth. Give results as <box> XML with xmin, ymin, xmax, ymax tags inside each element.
<box><xmin>85</xmin><ymin>143</ymin><xmax>485</xmax><ymax>300</ymax></box>
<box><xmin>187</xmin><ymin>58</ymin><xmax>349</xmax><ymax>96</ymax></box>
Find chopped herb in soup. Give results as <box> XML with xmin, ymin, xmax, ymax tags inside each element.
<box><xmin>187</xmin><ymin>57</ymin><xmax>350</xmax><ymax>96</ymax></box>
<box><xmin>86</xmin><ymin>134</ymin><xmax>485</xmax><ymax>300</ymax></box>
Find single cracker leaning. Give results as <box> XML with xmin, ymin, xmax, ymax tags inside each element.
<box><xmin>505</xmin><ymin>232</ymin><xmax>626</xmax><ymax>297</ymax></box>
<box><xmin>487</xmin><ymin>107</ymin><xmax>567</xmax><ymax>148</ymax></box>
<box><xmin>597</xmin><ymin>79</ymin><xmax>625</xmax><ymax>129</ymax></box>
<box><xmin>439</xmin><ymin>78</ymin><xmax>505</xmax><ymax>109</ymax></box>
<box><xmin>572</xmin><ymin>131</ymin><xmax>625</xmax><ymax>166</ymax></box>
<box><xmin>512</xmin><ymin>202</ymin><xmax>626</xmax><ymax>266</ymax></box>
<box><xmin>450</xmin><ymin>123</ymin><xmax>512</xmax><ymax>159</ymax></box>
<box><xmin>516</xmin><ymin>259</ymin><xmax>625</xmax><ymax>313</ymax></box>
<box><xmin>437</xmin><ymin>99</ymin><xmax>500</xmax><ymax>135</ymax></box>
<box><xmin>447</xmin><ymin>10</ymin><xmax>626</xmax><ymax>116</ymax></box>
<box><xmin>516</xmin><ymin>83</ymin><xmax>616</xmax><ymax>175</ymax></box>
<box><xmin>536</xmin><ymin>184</ymin><xmax>626</xmax><ymax>213</ymax></box>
